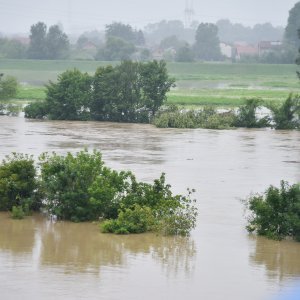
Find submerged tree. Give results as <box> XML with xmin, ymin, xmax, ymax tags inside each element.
<box><xmin>45</xmin><ymin>69</ymin><xmax>92</xmax><ymax>120</ymax></box>
<box><xmin>26</xmin><ymin>60</ymin><xmax>174</xmax><ymax>123</ymax></box>
<box><xmin>246</xmin><ymin>181</ymin><xmax>300</xmax><ymax>241</ymax></box>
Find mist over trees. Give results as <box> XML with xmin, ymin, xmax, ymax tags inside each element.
<box><xmin>0</xmin><ymin>0</ymin><xmax>297</xmax><ymax>64</ymax></box>
<box><xmin>0</xmin><ymin>38</ymin><xmax>27</xmax><ymax>59</ymax></box>
<box><xmin>28</xmin><ymin>22</ymin><xmax>70</xmax><ymax>59</ymax></box>
<box><xmin>216</xmin><ymin>19</ymin><xmax>284</xmax><ymax>44</ymax></box>
<box><xmin>285</xmin><ymin>2</ymin><xmax>300</xmax><ymax>47</ymax></box>
<box><xmin>95</xmin><ymin>22</ymin><xmax>145</xmax><ymax>61</ymax></box>
<box><xmin>194</xmin><ymin>23</ymin><xmax>222</xmax><ymax>61</ymax></box>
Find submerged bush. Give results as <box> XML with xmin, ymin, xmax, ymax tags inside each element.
<box><xmin>38</xmin><ymin>150</ymin><xmax>197</xmax><ymax>235</ymax></box>
<box><xmin>235</xmin><ymin>98</ymin><xmax>270</xmax><ymax>128</ymax></box>
<box><xmin>245</xmin><ymin>181</ymin><xmax>300</xmax><ymax>241</ymax></box>
<box><xmin>269</xmin><ymin>94</ymin><xmax>300</xmax><ymax>129</ymax></box>
<box><xmin>24</xmin><ymin>101</ymin><xmax>48</xmax><ymax>119</ymax></box>
<box><xmin>0</xmin><ymin>150</ymin><xmax>197</xmax><ymax>235</ymax></box>
<box><xmin>101</xmin><ymin>205</ymin><xmax>155</xmax><ymax>234</ymax></box>
<box><xmin>11</xmin><ymin>205</ymin><xmax>25</xmax><ymax>219</ymax></box>
<box><xmin>0</xmin><ymin>153</ymin><xmax>38</xmax><ymax>211</ymax></box>
<box><xmin>153</xmin><ymin>106</ymin><xmax>236</xmax><ymax>129</ymax></box>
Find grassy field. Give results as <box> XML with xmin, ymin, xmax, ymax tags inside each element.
<box><xmin>1</xmin><ymin>59</ymin><xmax>300</xmax><ymax>107</ymax></box>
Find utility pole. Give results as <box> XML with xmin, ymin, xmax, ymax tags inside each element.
<box><xmin>184</xmin><ymin>0</ymin><xmax>194</xmax><ymax>28</ymax></box>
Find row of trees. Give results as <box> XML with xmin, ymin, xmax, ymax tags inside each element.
<box><xmin>0</xmin><ymin>150</ymin><xmax>197</xmax><ymax>236</ymax></box>
<box><xmin>25</xmin><ymin>60</ymin><xmax>175</xmax><ymax>122</ymax></box>
<box><xmin>28</xmin><ymin>22</ymin><xmax>69</xmax><ymax>59</ymax></box>
<box><xmin>0</xmin><ymin>0</ymin><xmax>298</xmax><ymax>62</ymax></box>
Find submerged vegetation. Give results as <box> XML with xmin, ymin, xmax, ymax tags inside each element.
<box><xmin>245</xmin><ymin>181</ymin><xmax>300</xmax><ymax>241</ymax></box>
<box><xmin>154</xmin><ymin>96</ymin><xmax>300</xmax><ymax>129</ymax></box>
<box><xmin>24</xmin><ymin>60</ymin><xmax>175</xmax><ymax>123</ymax></box>
<box><xmin>0</xmin><ymin>150</ymin><xmax>197</xmax><ymax>236</ymax></box>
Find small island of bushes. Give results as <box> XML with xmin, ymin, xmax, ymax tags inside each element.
<box><xmin>0</xmin><ymin>150</ymin><xmax>197</xmax><ymax>236</ymax></box>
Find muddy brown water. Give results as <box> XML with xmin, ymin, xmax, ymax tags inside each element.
<box><xmin>0</xmin><ymin>116</ymin><xmax>300</xmax><ymax>300</ymax></box>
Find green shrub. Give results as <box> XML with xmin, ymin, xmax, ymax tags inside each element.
<box><xmin>11</xmin><ymin>205</ymin><xmax>25</xmax><ymax>219</ymax></box>
<box><xmin>0</xmin><ymin>75</ymin><xmax>18</xmax><ymax>100</ymax></box>
<box><xmin>39</xmin><ymin>150</ymin><xmax>105</xmax><ymax>221</ymax></box>
<box><xmin>24</xmin><ymin>101</ymin><xmax>48</xmax><ymax>119</ymax></box>
<box><xmin>101</xmin><ymin>205</ymin><xmax>155</xmax><ymax>234</ymax></box>
<box><xmin>0</xmin><ymin>153</ymin><xmax>38</xmax><ymax>211</ymax></box>
<box><xmin>235</xmin><ymin>98</ymin><xmax>270</xmax><ymax>128</ymax></box>
<box><xmin>153</xmin><ymin>106</ymin><xmax>235</xmax><ymax>129</ymax></box>
<box><xmin>268</xmin><ymin>94</ymin><xmax>300</xmax><ymax>129</ymax></box>
<box><xmin>246</xmin><ymin>181</ymin><xmax>300</xmax><ymax>241</ymax></box>
<box><xmin>0</xmin><ymin>150</ymin><xmax>198</xmax><ymax>236</ymax></box>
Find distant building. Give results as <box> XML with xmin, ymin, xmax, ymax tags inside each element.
<box><xmin>151</xmin><ymin>48</ymin><xmax>164</xmax><ymax>60</ymax></box>
<box><xmin>81</xmin><ymin>41</ymin><xmax>97</xmax><ymax>51</ymax></box>
<box><xmin>12</xmin><ymin>37</ymin><xmax>30</xmax><ymax>45</ymax></box>
<box><xmin>233</xmin><ymin>44</ymin><xmax>258</xmax><ymax>61</ymax></box>
<box><xmin>220</xmin><ymin>42</ymin><xmax>232</xmax><ymax>59</ymax></box>
<box><xmin>258</xmin><ymin>41</ymin><xmax>282</xmax><ymax>57</ymax></box>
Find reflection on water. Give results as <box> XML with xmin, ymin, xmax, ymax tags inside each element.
<box><xmin>0</xmin><ymin>213</ymin><xmax>35</xmax><ymax>255</ymax></box>
<box><xmin>0</xmin><ymin>116</ymin><xmax>300</xmax><ymax>299</ymax></box>
<box><xmin>250</xmin><ymin>236</ymin><xmax>300</xmax><ymax>282</ymax></box>
<box><xmin>0</xmin><ymin>213</ymin><xmax>196</xmax><ymax>278</ymax></box>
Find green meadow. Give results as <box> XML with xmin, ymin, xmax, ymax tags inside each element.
<box><xmin>1</xmin><ymin>59</ymin><xmax>300</xmax><ymax>107</ymax></box>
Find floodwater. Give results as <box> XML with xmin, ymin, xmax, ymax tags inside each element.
<box><xmin>0</xmin><ymin>116</ymin><xmax>300</xmax><ymax>300</ymax></box>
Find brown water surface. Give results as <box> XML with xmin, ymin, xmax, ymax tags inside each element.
<box><xmin>0</xmin><ymin>116</ymin><xmax>300</xmax><ymax>300</ymax></box>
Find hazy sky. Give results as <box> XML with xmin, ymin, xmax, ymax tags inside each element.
<box><xmin>0</xmin><ymin>0</ymin><xmax>299</xmax><ymax>34</ymax></box>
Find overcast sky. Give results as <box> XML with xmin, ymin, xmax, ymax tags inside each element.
<box><xmin>0</xmin><ymin>0</ymin><xmax>299</xmax><ymax>35</ymax></box>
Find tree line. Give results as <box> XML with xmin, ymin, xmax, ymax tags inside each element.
<box><xmin>24</xmin><ymin>60</ymin><xmax>175</xmax><ymax>122</ymax></box>
<box><xmin>1</xmin><ymin>0</ymin><xmax>299</xmax><ymax>63</ymax></box>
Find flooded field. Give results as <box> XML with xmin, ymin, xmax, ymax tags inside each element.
<box><xmin>0</xmin><ymin>116</ymin><xmax>300</xmax><ymax>300</ymax></box>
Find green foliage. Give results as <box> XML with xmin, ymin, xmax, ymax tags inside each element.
<box><xmin>0</xmin><ymin>150</ymin><xmax>197</xmax><ymax>235</ymax></box>
<box><xmin>0</xmin><ymin>75</ymin><xmax>18</xmax><ymax>100</ymax></box>
<box><xmin>11</xmin><ymin>206</ymin><xmax>25</xmax><ymax>219</ymax></box>
<box><xmin>24</xmin><ymin>101</ymin><xmax>48</xmax><ymax>119</ymax></box>
<box><xmin>45</xmin><ymin>69</ymin><xmax>92</xmax><ymax>120</ymax></box>
<box><xmin>235</xmin><ymin>98</ymin><xmax>270</xmax><ymax>128</ymax></box>
<box><xmin>139</xmin><ymin>60</ymin><xmax>175</xmax><ymax>115</ymax></box>
<box><xmin>101</xmin><ymin>174</ymin><xmax>197</xmax><ymax>236</ymax></box>
<box><xmin>39</xmin><ymin>150</ymin><xmax>105</xmax><ymax>221</ymax></box>
<box><xmin>153</xmin><ymin>106</ymin><xmax>236</xmax><ymax>129</ymax></box>
<box><xmin>155</xmin><ymin>190</ymin><xmax>198</xmax><ymax>236</ymax></box>
<box><xmin>101</xmin><ymin>205</ymin><xmax>155</xmax><ymax>234</ymax></box>
<box><xmin>194</xmin><ymin>23</ymin><xmax>222</xmax><ymax>61</ymax></box>
<box><xmin>0</xmin><ymin>153</ymin><xmax>38</xmax><ymax>211</ymax></box>
<box><xmin>269</xmin><ymin>94</ymin><xmax>300</xmax><ymax>129</ymax></box>
<box><xmin>246</xmin><ymin>181</ymin><xmax>300</xmax><ymax>241</ymax></box>
<box><xmin>26</xmin><ymin>61</ymin><xmax>174</xmax><ymax>123</ymax></box>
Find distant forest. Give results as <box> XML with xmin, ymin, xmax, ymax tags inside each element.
<box><xmin>0</xmin><ymin>2</ymin><xmax>299</xmax><ymax>65</ymax></box>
